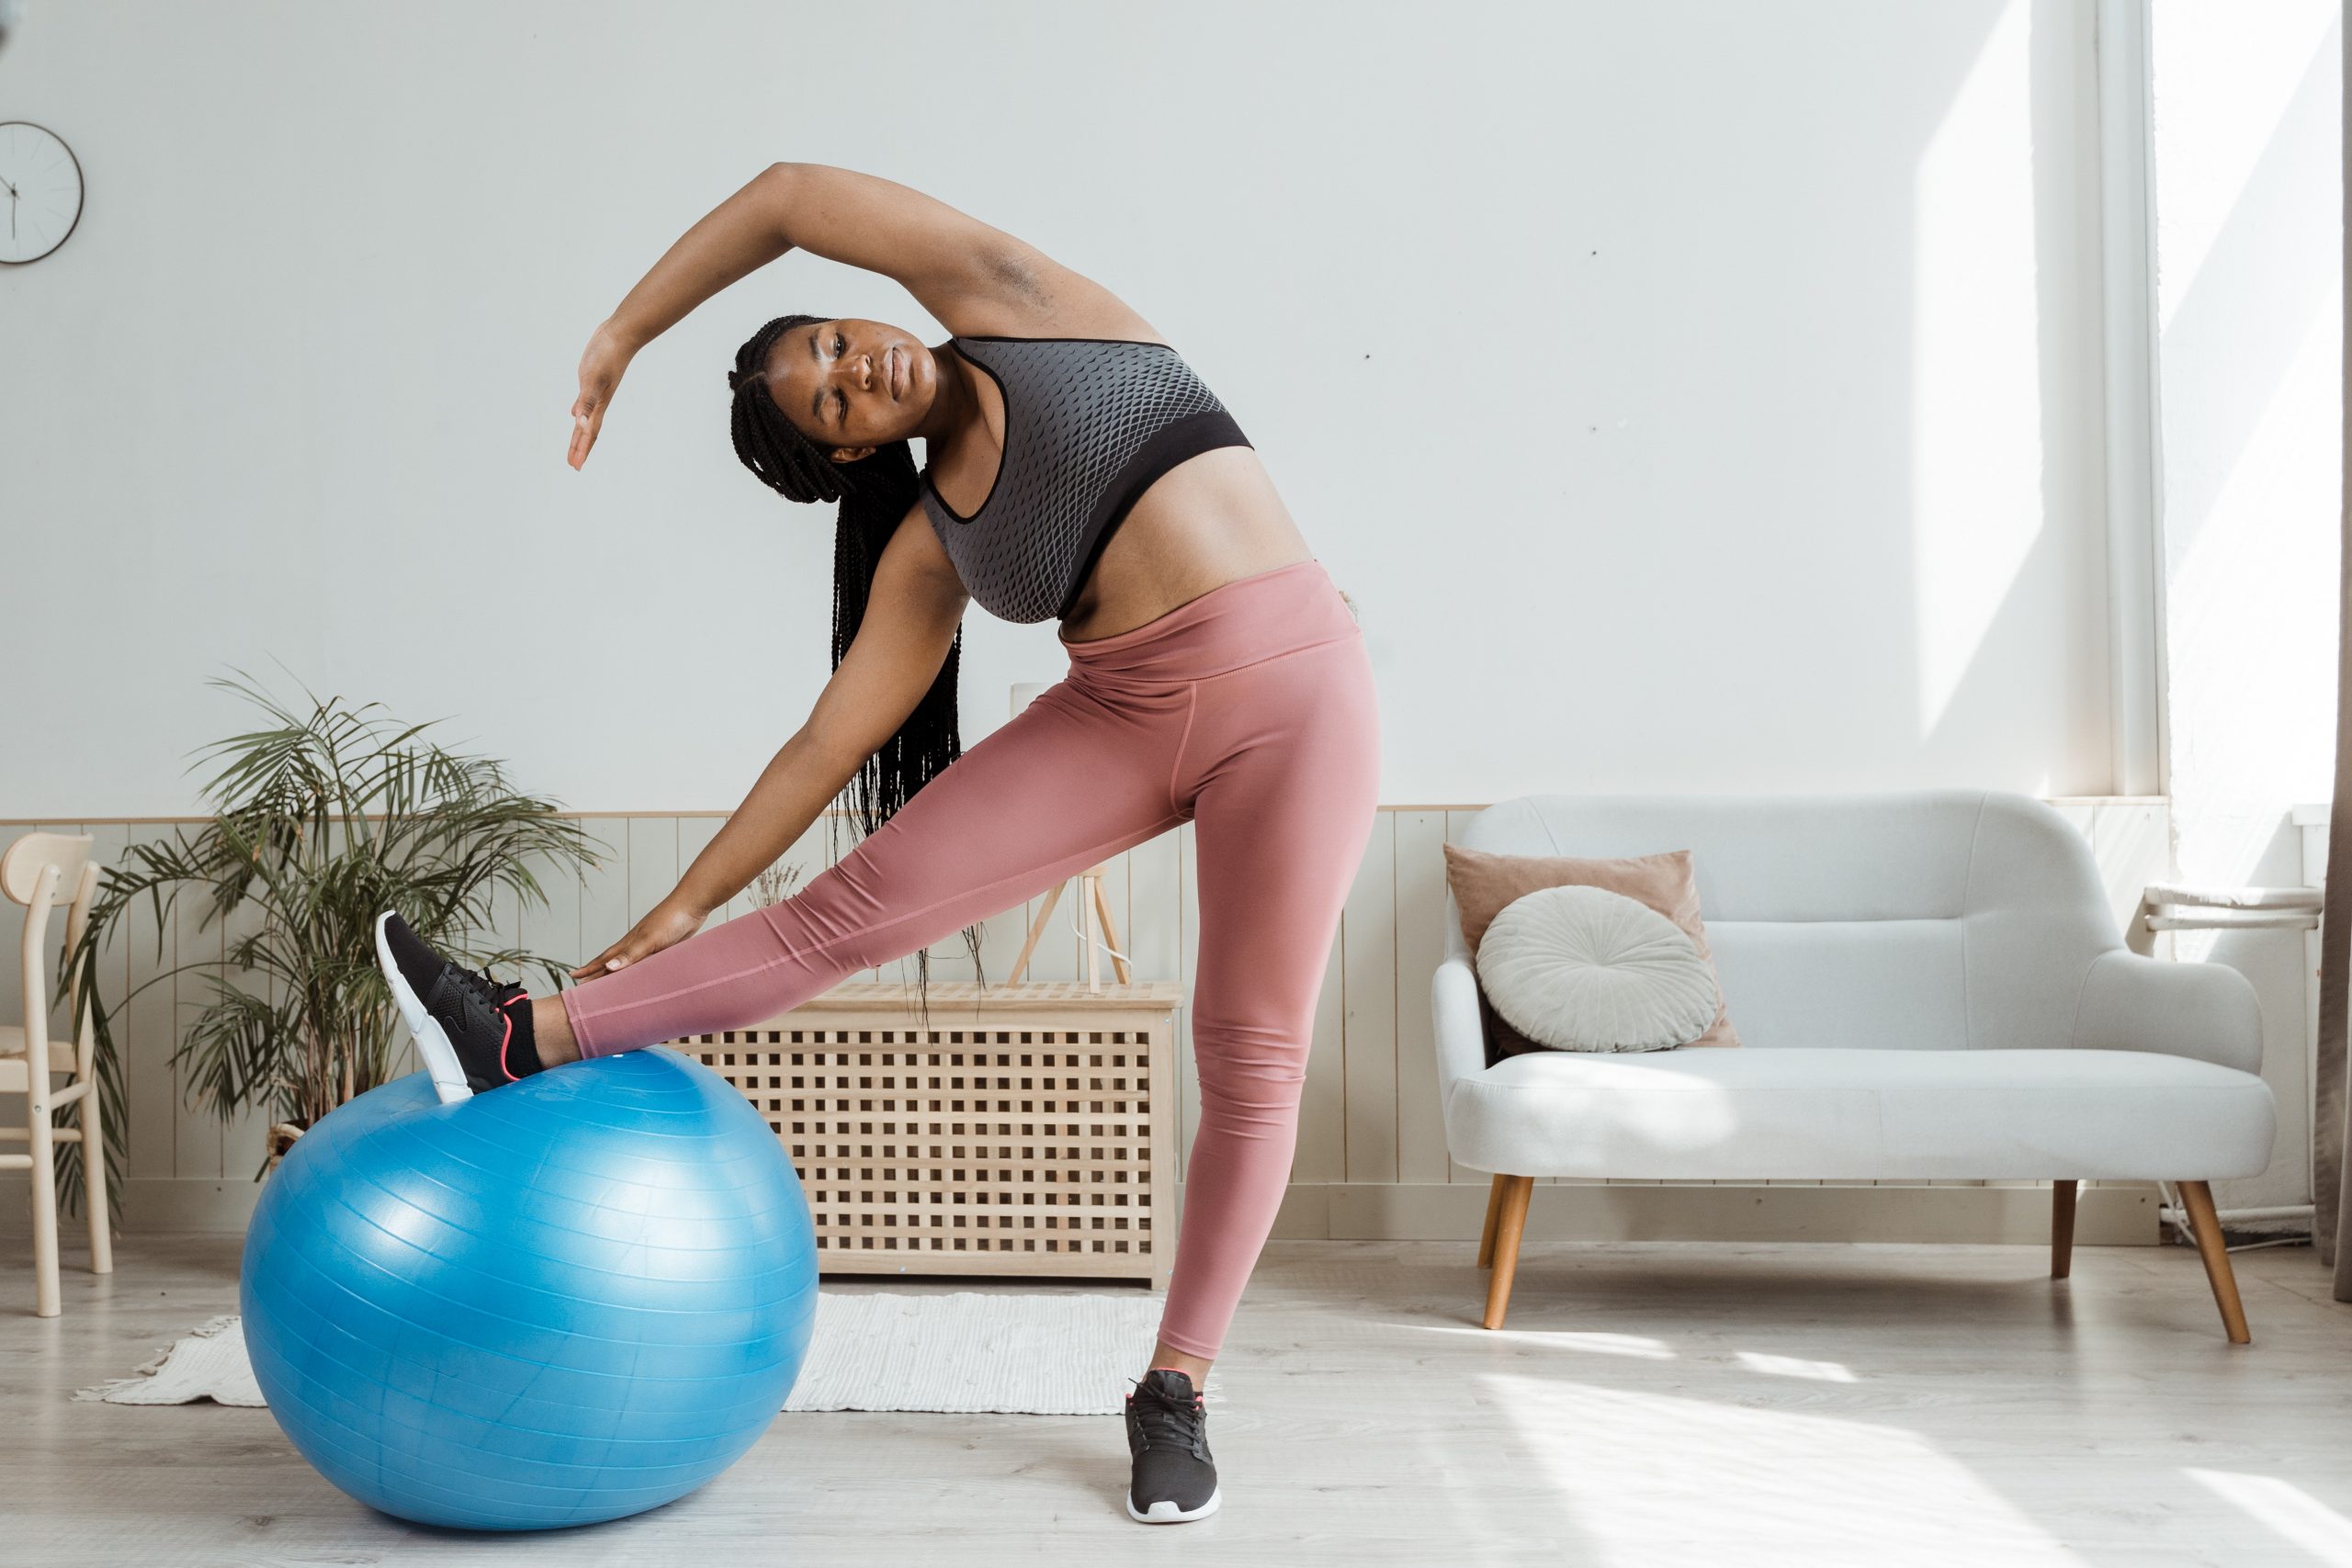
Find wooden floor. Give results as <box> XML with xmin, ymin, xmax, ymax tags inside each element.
<box><xmin>6</xmin><ymin>1233</ymin><xmax>2351</xmax><ymax>1567</ymax></box>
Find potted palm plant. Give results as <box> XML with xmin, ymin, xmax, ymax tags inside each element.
<box><xmin>67</xmin><ymin>671</ymin><xmax>605</xmax><ymax>1189</ymax></box>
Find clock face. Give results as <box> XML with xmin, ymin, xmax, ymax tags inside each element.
<box><xmin>0</xmin><ymin>121</ymin><xmax>83</xmax><ymax>265</ymax></box>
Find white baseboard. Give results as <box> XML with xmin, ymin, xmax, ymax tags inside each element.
<box><xmin>2</xmin><ymin>1175</ymin><xmax>2157</xmax><ymax>1246</ymax></box>
<box><xmin>0</xmin><ymin>1176</ymin><xmax>264</xmax><ymax>1237</ymax></box>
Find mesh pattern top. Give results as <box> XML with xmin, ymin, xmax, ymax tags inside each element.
<box><xmin>919</xmin><ymin>335</ymin><xmax>1251</xmax><ymax>624</ymax></box>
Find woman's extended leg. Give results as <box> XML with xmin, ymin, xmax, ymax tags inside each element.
<box><xmin>555</xmin><ymin>679</ymin><xmax>1191</xmax><ymax>1057</ymax></box>
<box><xmin>379</xmin><ymin>673</ymin><xmax>1194</xmax><ymax>1100</ymax></box>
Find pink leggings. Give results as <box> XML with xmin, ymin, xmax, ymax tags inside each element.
<box><xmin>559</xmin><ymin>558</ymin><xmax>1381</xmax><ymax>1359</ymax></box>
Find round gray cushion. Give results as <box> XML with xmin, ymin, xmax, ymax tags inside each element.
<box><xmin>1476</xmin><ymin>885</ymin><xmax>1719</xmax><ymax>1053</ymax></box>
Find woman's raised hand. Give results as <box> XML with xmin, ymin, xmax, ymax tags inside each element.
<box><xmin>569</xmin><ymin>321</ymin><xmax>636</xmax><ymax>470</ymax></box>
<box><xmin>571</xmin><ymin>895</ymin><xmax>707</xmax><ymax>981</ymax></box>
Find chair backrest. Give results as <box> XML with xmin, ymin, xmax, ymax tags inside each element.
<box><xmin>4</xmin><ymin>832</ymin><xmax>99</xmax><ymax>1048</ymax></box>
<box><xmin>1448</xmin><ymin>788</ymin><xmax>2120</xmax><ymax>1053</ymax></box>
<box><xmin>2</xmin><ymin>832</ymin><xmax>91</xmax><ymax>909</ymax></box>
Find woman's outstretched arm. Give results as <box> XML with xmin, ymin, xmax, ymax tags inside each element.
<box><xmin>609</xmin><ymin>162</ymin><xmax>1075</xmax><ymax>348</ymax></box>
<box><xmin>570</xmin><ymin>163</ymin><xmax>1146</xmax><ymax>468</ymax></box>
<box><xmin>570</xmin><ymin>506</ymin><xmax>969</xmax><ymax>979</ymax></box>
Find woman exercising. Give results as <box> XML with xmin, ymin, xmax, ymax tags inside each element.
<box><xmin>373</xmin><ymin>162</ymin><xmax>1381</xmax><ymax>1526</ymax></box>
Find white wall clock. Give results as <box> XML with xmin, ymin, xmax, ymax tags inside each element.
<box><xmin>0</xmin><ymin>120</ymin><xmax>83</xmax><ymax>265</ymax></box>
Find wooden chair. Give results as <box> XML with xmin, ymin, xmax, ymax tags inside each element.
<box><xmin>1</xmin><ymin>832</ymin><xmax>113</xmax><ymax>1315</ymax></box>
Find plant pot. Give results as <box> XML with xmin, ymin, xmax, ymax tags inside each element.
<box><xmin>262</xmin><ymin>1121</ymin><xmax>307</xmax><ymax>1177</ymax></box>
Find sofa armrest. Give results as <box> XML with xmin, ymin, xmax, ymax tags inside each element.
<box><xmin>2068</xmin><ymin>946</ymin><xmax>2263</xmax><ymax>1075</ymax></box>
<box><xmin>1431</xmin><ymin>955</ymin><xmax>1488</xmax><ymax>1116</ymax></box>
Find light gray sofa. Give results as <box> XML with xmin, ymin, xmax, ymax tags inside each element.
<box><xmin>1430</xmin><ymin>789</ymin><xmax>2277</xmax><ymax>1344</ymax></box>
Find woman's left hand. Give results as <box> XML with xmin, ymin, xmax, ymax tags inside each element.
<box><xmin>569</xmin><ymin>321</ymin><xmax>635</xmax><ymax>470</ymax></box>
<box><xmin>571</xmin><ymin>896</ymin><xmax>706</xmax><ymax>980</ymax></box>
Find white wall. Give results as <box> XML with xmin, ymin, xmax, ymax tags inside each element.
<box><xmin>0</xmin><ymin>0</ymin><xmax>2113</xmax><ymax>818</ymax></box>
<box><xmin>2150</xmin><ymin>0</ymin><xmax>2344</xmax><ymax>1214</ymax></box>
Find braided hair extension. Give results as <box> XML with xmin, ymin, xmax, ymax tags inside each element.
<box><xmin>728</xmin><ymin>313</ymin><xmax>989</xmax><ymax>1021</ymax></box>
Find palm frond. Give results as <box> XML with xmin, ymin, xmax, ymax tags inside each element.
<box><xmin>62</xmin><ymin>671</ymin><xmax>609</xmax><ymax>1207</ymax></box>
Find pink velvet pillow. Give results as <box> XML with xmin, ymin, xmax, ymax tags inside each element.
<box><xmin>1442</xmin><ymin>841</ymin><xmax>1742</xmax><ymax>1065</ymax></box>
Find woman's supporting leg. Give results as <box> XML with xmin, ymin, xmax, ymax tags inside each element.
<box><xmin>554</xmin><ymin>679</ymin><xmax>1189</xmax><ymax>1057</ymax></box>
<box><xmin>1146</xmin><ymin>1341</ymin><xmax>1216</xmax><ymax>1387</ymax></box>
<box><xmin>1149</xmin><ymin>635</ymin><xmax>1382</xmax><ymax>1362</ymax></box>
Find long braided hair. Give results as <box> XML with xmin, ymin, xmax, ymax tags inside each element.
<box><xmin>728</xmin><ymin>312</ymin><xmax>986</xmax><ymax>1010</ymax></box>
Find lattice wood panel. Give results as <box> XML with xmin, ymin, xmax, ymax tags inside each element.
<box><xmin>672</xmin><ymin>981</ymin><xmax>1181</xmax><ymax>1288</ymax></box>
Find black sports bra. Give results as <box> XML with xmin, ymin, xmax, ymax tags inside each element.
<box><xmin>918</xmin><ymin>335</ymin><xmax>1252</xmax><ymax>624</ymax></box>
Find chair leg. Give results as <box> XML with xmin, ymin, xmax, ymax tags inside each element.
<box><xmin>81</xmin><ymin>1083</ymin><xmax>112</xmax><ymax>1276</ymax></box>
<box><xmin>2051</xmin><ymin>1179</ymin><xmax>2076</xmax><ymax>1280</ymax></box>
<box><xmin>2176</xmin><ymin>1179</ymin><xmax>2252</xmax><ymax>1346</ymax></box>
<box><xmin>1477</xmin><ymin>1172</ymin><xmax>1507</xmax><ymax>1269</ymax></box>
<box><xmin>26</xmin><ymin>1100</ymin><xmax>61</xmax><ymax>1318</ymax></box>
<box><xmin>1481</xmin><ymin>1176</ymin><xmax>1534</xmax><ymax>1330</ymax></box>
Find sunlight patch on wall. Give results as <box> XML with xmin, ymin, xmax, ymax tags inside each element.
<box><xmin>2153</xmin><ymin>0</ymin><xmax>2341</xmax><ymax>333</ymax></box>
<box><xmin>1911</xmin><ymin>0</ymin><xmax>2045</xmax><ymax>739</ymax></box>
<box><xmin>2166</xmin><ymin>312</ymin><xmax>2342</xmax><ymax>886</ymax></box>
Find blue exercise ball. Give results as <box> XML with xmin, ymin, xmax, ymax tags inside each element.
<box><xmin>240</xmin><ymin>1048</ymin><xmax>817</xmax><ymax>1531</ymax></box>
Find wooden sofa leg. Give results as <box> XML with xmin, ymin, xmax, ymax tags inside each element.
<box><xmin>1482</xmin><ymin>1176</ymin><xmax>1534</xmax><ymax>1330</ymax></box>
<box><xmin>2176</xmin><ymin>1179</ymin><xmax>2252</xmax><ymax>1346</ymax></box>
<box><xmin>1477</xmin><ymin>1173</ymin><xmax>1507</xmax><ymax>1269</ymax></box>
<box><xmin>2051</xmin><ymin>1180</ymin><xmax>2075</xmax><ymax>1280</ymax></box>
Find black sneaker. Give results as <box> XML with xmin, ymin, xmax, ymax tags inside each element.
<box><xmin>374</xmin><ymin>910</ymin><xmax>539</xmax><ymax>1103</ymax></box>
<box><xmin>1124</xmin><ymin>1367</ymin><xmax>1220</xmax><ymax>1524</ymax></box>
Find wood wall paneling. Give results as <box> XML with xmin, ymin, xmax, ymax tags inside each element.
<box><xmin>0</xmin><ymin>800</ymin><xmax>2176</xmax><ymax>1238</ymax></box>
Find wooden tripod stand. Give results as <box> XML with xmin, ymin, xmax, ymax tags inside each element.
<box><xmin>1006</xmin><ymin>856</ymin><xmax>1131</xmax><ymax>989</ymax></box>
<box><xmin>1000</xmin><ymin>682</ymin><xmax>1134</xmax><ymax>990</ymax></box>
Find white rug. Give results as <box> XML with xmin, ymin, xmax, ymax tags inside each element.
<box><xmin>76</xmin><ymin>1292</ymin><xmax>1216</xmax><ymax>1416</ymax></box>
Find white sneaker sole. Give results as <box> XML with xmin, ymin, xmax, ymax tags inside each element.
<box><xmin>374</xmin><ymin>911</ymin><xmax>475</xmax><ymax>1106</ymax></box>
<box><xmin>1125</xmin><ymin>1485</ymin><xmax>1219</xmax><ymax>1524</ymax></box>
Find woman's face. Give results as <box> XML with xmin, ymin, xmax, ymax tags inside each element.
<box><xmin>763</xmin><ymin>316</ymin><xmax>939</xmax><ymax>460</ymax></box>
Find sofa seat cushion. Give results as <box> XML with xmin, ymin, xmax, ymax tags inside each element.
<box><xmin>1442</xmin><ymin>1046</ymin><xmax>2278</xmax><ymax>1182</ymax></box>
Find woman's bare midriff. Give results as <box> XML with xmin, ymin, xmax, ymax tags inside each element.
<box><xmin>1055</xmin><ymin>446</ymin><xmax>1315</xmax><ymax>645</ymax></box>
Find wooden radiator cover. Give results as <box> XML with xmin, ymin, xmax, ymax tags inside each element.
<box><xmin>671</xmin><ymin>981</ymin><xmax>1182</xmax><ymax>1289</ymax></box>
